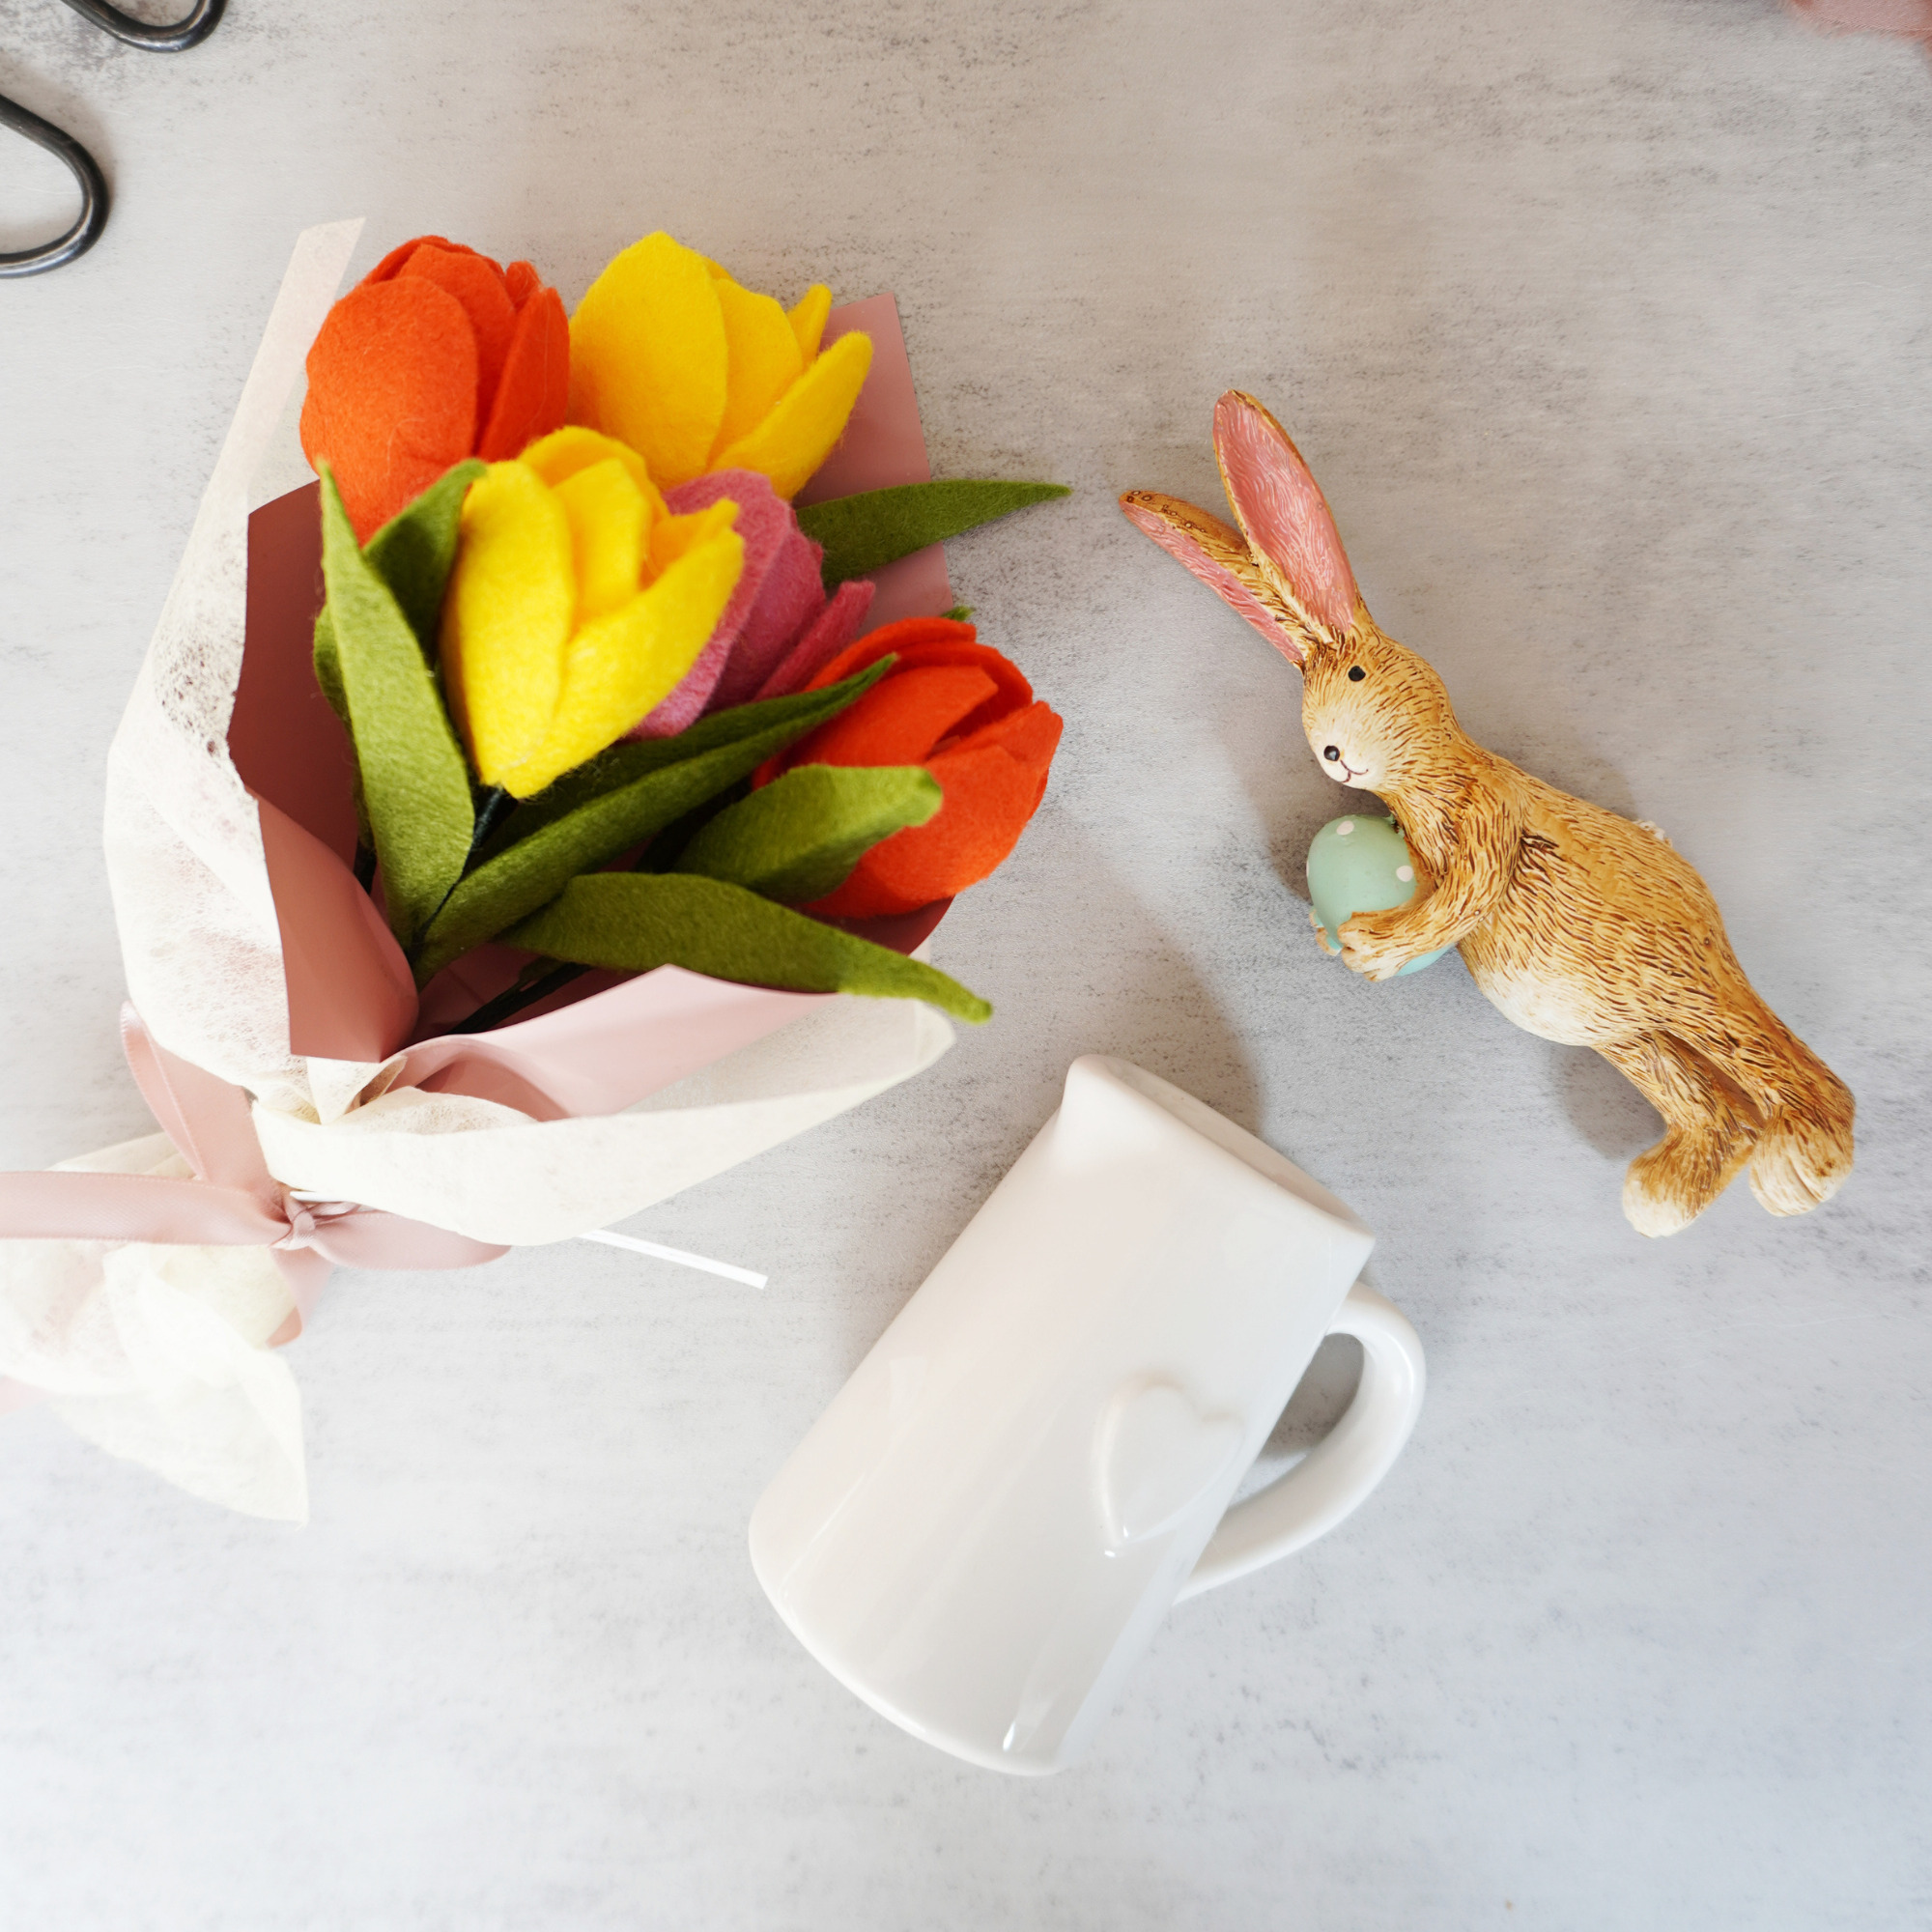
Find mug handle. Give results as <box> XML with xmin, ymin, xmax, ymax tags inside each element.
<box><xmin>1176</xmin><ymin>1281</ymin><xmax>1426</xmax><ymax>1602</ymax></box>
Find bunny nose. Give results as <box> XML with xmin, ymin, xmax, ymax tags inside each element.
<box><xmin>1323</xmin><ymin>746</ymin><xmax>1342</xmax><ymax>761</ymax></box>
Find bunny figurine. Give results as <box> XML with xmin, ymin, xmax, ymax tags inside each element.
<box><xmin>1122</xmin><ymin>392</ymin><xmax>1853</xmax><ymax>1236</ymax></box>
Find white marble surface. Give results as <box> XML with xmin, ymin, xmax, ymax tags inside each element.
<box><xmin>2</xmin><ymin>1</ymin><xmax>1929</xmax><ymax>1925</ymax></box>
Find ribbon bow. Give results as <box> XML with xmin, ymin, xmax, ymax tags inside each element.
<box><xmin>0</xmin><ymin>1008</ymin><xmax>507</xmax><ymax>1350</ymax></box>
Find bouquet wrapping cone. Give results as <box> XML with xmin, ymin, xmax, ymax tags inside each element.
<box><xmin>0</xmin><ymin>224</ymin><xmax>958</xmax><ymax>1520</ymax></box>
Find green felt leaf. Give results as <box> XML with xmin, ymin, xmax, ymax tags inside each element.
<box><xmin>630</xmin><ymin>781</ymin><xmax>749</xmax><ymax>874</ymax></box>
<box><xmin>313</xmin><ymin>605</ymin><xmax>347</xmax><ymax>724</ymax></box>
<box><xmin>361</xmin><ymin>459</ymin><xmax>488</xmax><ymax>653</ymax></box>
<box><xmin>411</xmin><ymin>665</ymin><xmax>895</xmax><ymax>985</ymax></box>
<box><xmin>505</xmin><ymin>874</ymin><xmax>991</xmax><ymax>1022</ymax></box>
<box><xmin>318</xmin><ymin>468</ymin><xmax>474</xmax><ymax>949</ymax></box>
<box><xmin>795</xmin><ymin>480</ymin><xmax>1070</xmax><ymax>587</ymax></box>
<box><xmin>312</xmin><ymin>603</ymin><xmax>371</xmax><ymax>847</ymax></box>
<box><xmin>316</xmin><ymin>462</ymin><xmax>483</xmax><ymax>716</ymax></box>
<box><xmin>316</xmin><ymin>465</ymin><xmax>482</xmax><ymax>847</ymax></box>
<box><xmin>676</xmin><ymin>764</ymin><xmax>940</xmax><ymax>904</ymax></box>
<box><xmin>484</xmin><ymin>659</ymin><xmax>895</xmax><ymax>858</ymax></box>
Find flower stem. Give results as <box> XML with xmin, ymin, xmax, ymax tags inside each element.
<box><xmin>467</xmin><ymin>785</ymin><xmax>513</xmax><ymax>864</ymax></box>
<box><xmin>444</xmin><ymin>961</ymin><xmax>587</xmax><ymax>1036</ymax></box>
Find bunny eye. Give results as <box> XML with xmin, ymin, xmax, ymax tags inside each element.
<box><xmin>1348</xmin><ymin>666</ymin><xmax>1366</xmax><ymax>682</ymax></box>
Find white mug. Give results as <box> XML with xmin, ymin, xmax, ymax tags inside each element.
<box><xmin>749</xmin><ymin>1055</ymin><xmax>1426</xmax><ymax>1776</ymax></box>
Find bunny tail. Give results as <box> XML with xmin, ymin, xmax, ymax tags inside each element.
<box><xmin>1119</xmin><ymin>490</ymin><xmax>1307</xmax><ymax>666</ymax></box>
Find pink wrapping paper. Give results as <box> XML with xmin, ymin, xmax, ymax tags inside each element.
<box><xmin>799</xmin><ymin>295</ymin><xmax>955</xmax><ymax>630</ymax></box>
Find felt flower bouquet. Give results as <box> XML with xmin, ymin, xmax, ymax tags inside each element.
<box><xmin>301</xmin><ymin>229</ymin><xmax>1065</xmax><ymax>1029</ymax></box>
<box><xmin>0</xmin><ymin>221</ymin><xmax>1065</xmax><ymax>1521</ymax></box>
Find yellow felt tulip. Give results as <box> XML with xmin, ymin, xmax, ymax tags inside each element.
<box><xmin>441</xmin><ymin>428</ymin><xmax>744</xmax><ymax>798</ymax></box>
<box><xmin>521</xmin><ymin>423</ymin><xmax>666</xmax><ymax>517</ymax></box>
<box><xmin>567</xmin><ymin>233</ymin><xmax>873</xmax><ymax>497</ymax></box>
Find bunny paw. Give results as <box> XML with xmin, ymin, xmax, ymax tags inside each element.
<box><xmin>1337</xmin><ymin>912</ymin><xmax>1417</xmax><ymax>981</ymax></box>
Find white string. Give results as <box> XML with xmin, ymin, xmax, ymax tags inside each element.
<box><xmin>282</xmin><ymin>1193</ymin><xmax>770</xmax><ymax>1288</ymax></box>
<box><xmin>576</xmin><ymin>1229</ymin><xmax>768</xmax><ymax>1289</ymax></box>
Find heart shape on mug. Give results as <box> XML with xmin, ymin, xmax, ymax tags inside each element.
<box><xmin>1094</xmin><ymin>1378</ymin><xmax>1246</xmax><ymax>1553</ymax></box>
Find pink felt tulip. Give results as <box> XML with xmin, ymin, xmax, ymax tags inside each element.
<box><xmin>626</xmin><ymin>471</ymin><xmax>877</xmax><ymax>738</ymax></box>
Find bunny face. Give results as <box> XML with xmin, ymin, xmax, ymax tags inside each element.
<box><xmin>1300</xmin><ymin>629</ymin><xmax>1457</xmax><ymax>792</ymax></box>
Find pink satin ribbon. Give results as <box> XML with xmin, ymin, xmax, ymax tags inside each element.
<box><xmin>0</xmin><ymin>1009</ymin><xmax>508</xmax><ymax>1360</ymax></box>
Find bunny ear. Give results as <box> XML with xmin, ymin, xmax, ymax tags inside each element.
<box><xmin>1212</xmin><ymin>391</ymin><xmax>1363</xmax><ymax>648</ymax></box>
<box><xmin>1118</xmin><ymin>490</ymin><xmax>1309</xmax><ymax>667</ymax></box>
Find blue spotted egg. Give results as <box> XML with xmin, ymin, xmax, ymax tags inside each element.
<box><xmin>1305</xmin><ymin>814</ymin><xmax>1448</xmax><ymax>977</ymax></box>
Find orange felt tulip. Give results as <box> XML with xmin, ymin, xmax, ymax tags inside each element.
<box><xmin>300</xmin><ymin>236</ymin><xmax>570</xmax><ymax>541</ymax></box>
<box><xmin>755</xmin><ymin>617</ymin><xmax>1062</xmax><ymax>918</ymax></box>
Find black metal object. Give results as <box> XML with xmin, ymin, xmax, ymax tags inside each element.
<box><xmin>0</xmin><ymin>93</ymin><xmax>108</xmax><ymax>277</ymax></box>
<box><xmin>56</xmin><ymin>0</ymin><xmax>226</xmax><ymax>54</ymax></box>
<box><xmin>0</xmin><ymin>0</ymin><xmax>225</xmax><ymax>277</ymax></box>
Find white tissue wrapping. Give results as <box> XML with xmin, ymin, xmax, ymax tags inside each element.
<box><xmin>0</xmin><ymin>222</ymin><xmax>954</xmax><ymax>1521</ymax></box>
